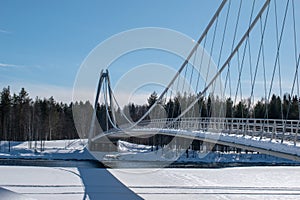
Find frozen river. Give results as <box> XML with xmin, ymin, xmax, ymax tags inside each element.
<box><xmin>1</xmin><ymin>140</ymin><xmax>299</xmax><ymax>199</ymax></box>
<box><xmin>0</xmin><ymin>165</ymin><xmax>299</xmax><ymax>200</ymax></box>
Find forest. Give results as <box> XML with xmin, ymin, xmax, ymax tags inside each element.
<box><xmin>0</xmin><ymin>86</ymin><xmax>299</xmax><ymax>143</ymax></box>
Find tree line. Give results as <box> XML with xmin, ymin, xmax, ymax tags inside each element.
<box><xmin>123</xmin><ymin>92</ymin><xmax>300</xmax><ymax>123</ymax></box>
<box><xmin>0</xmin><ymin>86</ymin><xmax>77</xmax><ymax>145</ymax></box>
<box><xmin>0</xmin><ymin>86</ymin><xmax>299</xmax><ymax>144</ymax></box>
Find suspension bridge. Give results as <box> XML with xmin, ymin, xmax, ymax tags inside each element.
<box><xmin>87</xmin><ymin>0</ymin><xmax>300</xmax><ymax>162</ymax></box>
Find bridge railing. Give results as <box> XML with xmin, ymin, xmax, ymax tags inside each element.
<box><xmin>124</xmin><ymin>117</ymin><xmax>300</xmax><ymax>146</ymax></box>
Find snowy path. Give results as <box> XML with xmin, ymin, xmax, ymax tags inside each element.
<box><xmin>0</xmin><ymin>166</ymin><xmax>300</xmax><ymax>200</ymax></box>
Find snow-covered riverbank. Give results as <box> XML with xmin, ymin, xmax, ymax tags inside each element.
<box><xmin>0</xmin><ymin>140</ymin><xmax>94</xmax><ymax>160</ymax></box>
<box><xmin>0</xmin><ymin>139</ymin><xmax>299</xmax><ymax>165</ymax></box>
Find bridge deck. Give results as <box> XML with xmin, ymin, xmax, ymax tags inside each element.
<box><xmin>91</xmin><ymin>118</ymin><xmax>300</xmax><ymax>161</ymax></box>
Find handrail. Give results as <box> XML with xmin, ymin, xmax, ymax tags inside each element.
<box><xmin>116</xmin><ymin>117</ymin><xmax>300</xmax><ymax>146</ymax></box>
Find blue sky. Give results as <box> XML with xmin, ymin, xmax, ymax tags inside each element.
<box><xmin>0</xmin><ymin>0</ymin><xmax>299</xmax><ymax>104</ymax></box>
<box><xmin>0</xmin><ymin>0</ymin><xmax>220</xmax><ymax>102</ymax></box>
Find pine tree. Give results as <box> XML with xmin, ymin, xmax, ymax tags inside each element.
<box><xmin>147</xmin><ymin>91</ymin><xmax>158</xmax><ymax>109</ymax></box>
<box><xmin>18</xmin><ymin>88</ymin><xmax>32</xmax><ymax>141</ymax></box>
<box><xmin>254</xmin><ymin>99</ymin><xmax>265</xmax><ymax>118</ymax></box>
<box><xmin>268</xmin><ymin>94</ymin><xmax>280</xmax><ymax>119</ymax></box>
<box><xmin>165</xmin><ymin>98</ymin><xmax>174</xmax><ymax>118</ymax></box>
<box><xmin>233</xmin><ymin>100</ymin><xmax>248</xmax><ymax>118</ymax></box>
<box><xmin>0</xmin><ymin>87</ymin><xmax>11</xmax><ymax>151</ymax></box>
<box><xmin>225</xmin><ymin>98</ymin><xmax>233</xmax><ymax>118</ymax></box>
<box><xmin>289</xmin><ymin>95</ymin><xmax>299</xmax><ymax>119</ymax></box>
<box><xmin>198</xmin><ymin>97</ymin><xmax>207</xmax><ymax>117</ymax></box>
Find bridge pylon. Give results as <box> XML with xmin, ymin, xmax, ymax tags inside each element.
<box><xmin>88</xmin><ymin>69</ymin><xmax>117</xmax><ymax>148</ymax></box>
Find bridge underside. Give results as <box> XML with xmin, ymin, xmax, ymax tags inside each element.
<box><xmin>90</xmin><ymin>129</ymin><xmax>300</xmax><ymax>162</ymax></box>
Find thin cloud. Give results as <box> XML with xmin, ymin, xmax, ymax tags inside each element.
<box><xmin>0</xmin><ymin>29</ymin><xmax>11</xmax><ymax>34</ymax></box>
<box><xmin>0</xmin><ymin>63</ymin><xmax>43</xmax><ymax>71</ymax></box>
<box><xmin>0</xmin><ymin>63</ymin><xmax>23</xmax><ymax>68</ymax></box>
<box><xmin>0</xmin><ymin>80</ymin><xmax>74</xmax><ymax>103</ymax></box>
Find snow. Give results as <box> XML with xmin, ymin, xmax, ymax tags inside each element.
<box><xmin>0</xmin><ymin>138</ymin><xmax>299</xmax><ymax>165</ymax></box>
<box><xmin>0</xmin><ymin>166</ymin><xmax>300</xmax><ymax>200</ymax></box>
<box><xmin>110</xmin><ymin>166</ymin><xmax>300</xmax><ymax>200</ymax></box>
<box><xmin>0</xmin><ymin>139</ymin><xmax>95</xmax><ymax>160</ymax></box>
<box><xmin>118</xmin><ymin>140</ymin><xmax>153</xmax><ymax>153</ymax></box>
<box><xmin>0</xmin><ymin>139</ymin><xmax>300</xmax><ymax>199</ymax></box>
<box><xmin>103</xmin><ymin>140</ymin><xmax>298</xmax><ymax>164</ymax></box>
<box><xmin>0</xmin><ymin>166</ymin><xmax>142</xmax><ymax>200</ymax></box>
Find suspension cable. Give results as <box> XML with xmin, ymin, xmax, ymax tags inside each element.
<box><xmin>234</xmin><ymin>0</ymin><xmax>257</xmax><ymax>118</ymax></box>
<box><xmin>168</xmin><ymin>0</ymin><xmax>271</xmax><ymax>123</ymax></box>
<box><xmin>216</xmin><ymin>0</ymin><xmax>231</xmax><ymax>104</ymax></box>
<box><xmin>205</xmin><ymin>16</ymin><xmax>219</xmax><ymax>117</ymax></box>
<box><xmin>122</xmin><ymin>0</ymin><xmax>228</xmax><ymax>129</ymax></box>
<box><xmin>267</xmin><ymin>0</ymin><xmax>290</xmax><ymax>103</ymax></box>
<box><xmin>103</xmin><ymin>78</ymin><xmax>121</xmax><ymax>131</ymax></box>
<box><xmin>274</xmin><ymin>0</ymin><xmax>285</xmax><ymax>121</ymax></box>
<box><xmin>292</xmin><ymin>0</ymin><xmax>300</xmax><ymax>120</ymax></box>
<box><xmin>227</xmin><ymin>0</ymin><xmax>242</xmax><ymax>118</ymax></box>
<box><xmin>286</xmin><ymin>53</ymin><xmax>300</xmax><ymax>120</ymax></box>
<box><xmin>250</xmin><ymin>4</ymin><xmax>270</xmax><ymax>115</ymax></box>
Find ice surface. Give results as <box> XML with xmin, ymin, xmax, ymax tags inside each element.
<box><xmin>0</xmin><ymin>166</ymin><xmax>300</xmax><ymax>200</ymax></box>
<box><xmin>0</xmin><ymin>166</ymin><xmax>142</xmax><ymax>200</ymax></box>
<box><xmin>110</xmin><ymin>166</ymin><xmax>300</xmax><ymax>200</ymax></box>
<box><xmin>1</xmin><ymin>139</ymin><xmax>300</xmax><ymax>199</ymax></box>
